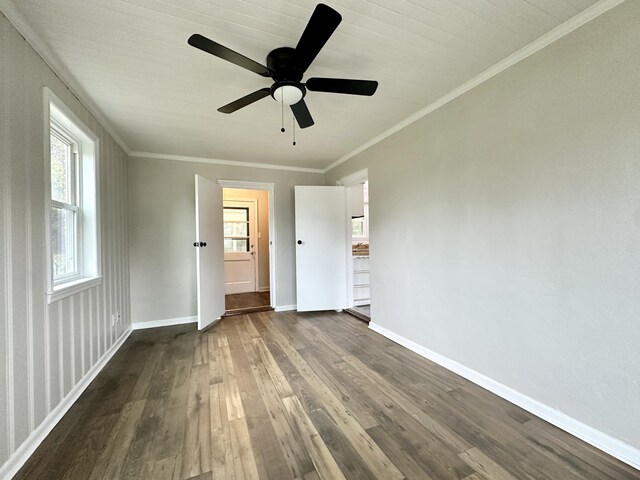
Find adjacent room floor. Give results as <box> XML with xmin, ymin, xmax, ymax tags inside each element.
<box><xmin>15</xmin><ymin>311</ymin><xmax>640</xmax><ymax>479</ymax></box>
<box><xmin>225</xmin><ymin>291</ymin><xmax>271</xmax><ymax>311</ymax></box>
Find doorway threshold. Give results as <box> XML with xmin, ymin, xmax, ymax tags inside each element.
<box><xmin>223</xmin><ymin>305</ymin><xmax>274</xmax><ymax>317</ymax></box>
<box><xmin>346</xmin><ymin>306</ymin><xmax>370</xmax><ymax>323</ymax></box>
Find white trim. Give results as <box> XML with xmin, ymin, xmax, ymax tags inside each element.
<box><xmin>337</xmin><ymin>169</ymin><xmax>369</xmax><ymax>187</ymax></box>
<box><xmin>132</xmin><ymin>151</ymin><xmax>324</xmax><ymax>174</ymax></box>
<box><xmin>46</xmin><ymin>276</ymin><xmax>102</xmax><ymax>304</ymax></box>
<box><xmin>0</xmin><ymin>327</ymin><xmax>132</xmax><ymax>480</ymax></box>
<box><xmin>322</xmin><ymin>0</ymin><xmax>625</xmax><ymax>174</ymax></box>
<box><xmin>0</xmin><ymin>0</ymin><xmax>131</xmax><ymax>155</ymax></box>
<box><xmin>131</xmin><ymin>316</ymin><xmax>197</xmax><ymax>330</ymax></box>
<box><xmin>44</xmin><ymin>88</ymin><xmax>102</xmax><ymax>305</ymax></box>
<box><xmin>258</xmin><ymin>287</ymin><xmax>270</xmax><ymax>293</ymax></box>
<box><xmin>217</xmin><ymin>180</ymin><xmax>275</xmax><ymax>190</ymax></box>
<box><xmin>368</xmin><ymin>322</ymin><xmax>640</xmax><ymax>471</ymax></box>
<box><xmin>275</xmin><ymin>304</ymin><xmax>297</xmax><ymax>312</ymax></box>
<box><xmin>218</xmin><ymin>180</ymin><xmax>277</xmax><ymax>311</ymax></box>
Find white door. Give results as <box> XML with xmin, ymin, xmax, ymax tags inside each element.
<box><xmin>195</xmin><ymin>175</ymin><xmax>225</xmax><ymax>330</ymax></box>
<box><xmin>223</xmin><ymin>199</ymin><xmax>257</xmax><ymax>294</ymax></box>
<box><xmin>294</xmin><ymin>186</ymin><xmax>349</xmax><ymax>312</ymax></box>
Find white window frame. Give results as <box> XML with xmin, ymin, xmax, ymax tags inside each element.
<box><xmin>351</xmin><ymin>182</ymin><xmax>369</xmax><ymax>243</ymax></box>
<box><xmin>44</xmin><ymin>88</ymin><xmax>102</xmax><ymax>303</ymax></box>
<box><xmin>50</xmin><ymin>122</ymin><xmax>81</xmax><ymax>282</ymax></box>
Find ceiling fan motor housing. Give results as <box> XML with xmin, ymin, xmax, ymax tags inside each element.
<box><xmin>267</xmin><ymin>47</ymin><xmax>304</xmax><ymax>82</ymax></box>
<box><xmin>267</xmin><ymin>47</ymin><xmax>306</xmax><ymax>104</ymax></box>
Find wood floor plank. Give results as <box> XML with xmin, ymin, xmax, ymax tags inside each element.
<box><xmin>227</xmin><ymin>319</ymin><xmax>292</xmax><ymax>480</ymax></box>
<box><xmin>264</xmin><ymin>316</ymin><xmax>405</xmax><ymax>480</ymax></box>
<box><xmin>13</xmin><ymin>315</ymin><xmax>640</xmax><ymax>480</ymax></box>
<box><xmin>282</xmin><ymin>396</ymin><xmax>347</xmax><ymax>480</ymax></box>
<box><xmin>180</xmin><ymin>363</ymin><xmax>212</xmax><ymax>479</ymax></box>
<box><xmin>61</xmin><ymin>412</ymin><xmax>119</xmax><ymax>480</ymax></box>
<box><xmin>229</xmin><ymin>417</ymin><xmax>260</xmax><ymax>480</ymax></box>
<box><xmin>88</xmin><ymin>400</ymin><xmax>147</xmax><ymax>480</ymax></box>
<box><xmin>151</xmin><ymin>454</ymin><xmax>182</xmax><ymax>480</ymax></box>
<box><xmin>459</xmin><ymin>447</ymin><xmax>519</xmax><ymax>480</ymax></box>
<box><xmin>366</xmin><ymin>425</ymin><xmax>436</xmax><ymax>480</ymax></box>
<box><xmin>236</xmin><ymin>319</ymin><xmax>315</xmax><ymax>479</ymax></box>
<box><xmin>342</xmin><ymin>353</ymin><xmax>472</xmax><ymax>454</ymax></box>
<box><xmin>209</xmin><ymin>382</ymin><xmax>233</xmax><ymax>480</ymax></box>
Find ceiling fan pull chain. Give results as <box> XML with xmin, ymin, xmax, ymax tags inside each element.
<box><xmin>293</xmin><ymin>113</ymin><xmax>296</xmax><ymax>146</ymax></box>
<box><xmin>281</xmin><ymin>97</ymin><xmax>285</xmax><ymax>133</ymax></box>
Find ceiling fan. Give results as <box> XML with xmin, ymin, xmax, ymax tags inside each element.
<box><xmin>187</xmin><ymin>3</ymin><xmax>378</xmax><ymax>129</ymax></box>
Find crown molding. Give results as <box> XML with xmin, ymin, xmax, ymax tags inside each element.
<box><xmin>0</xmin><ymin>0</ymin><xmax>132</xmax><ymax>155</ymax></box>
<box><xmin>322</xmin><ymin>0</ymin><xmax>625</xmax><ymax>174</ymax></box>
<box><xmin>130</xmin><ymin>151</ymin><xmax>325</xmax><ymax>174</ymax></box>
<box><xmin>1</xmin><ymin>0</ymin><xmax>623</xmax><ymax>174</ymax></box>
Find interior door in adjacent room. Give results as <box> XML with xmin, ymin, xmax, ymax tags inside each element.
<box><xmin>223</xmin><ymin>199</ymin><xmax>257</xmax><ymax>294</ymax></box>
<box><xmin>294</xmin><ymin>186</ymin><xmax>349</xmax><ymax>312</ymax></box>
<box><xmin>195</xmin><ymin>174</ymin><xmax>225</xmax><ymax>330</ymax></box>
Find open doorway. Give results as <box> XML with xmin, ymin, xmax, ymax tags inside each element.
<box><xmin>341</xmin><ymin>171</ymin><xmax>371</xmax><ymax>323</ymax></box>
<box><xmin>222</xmin><ymin>187</ymin><xmax>273</xmax><ymax>315</ymax></box>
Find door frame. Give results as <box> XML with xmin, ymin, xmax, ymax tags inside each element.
<box><xmin>337</xmin><ymin>169</ymin><xmax>369</xmax><ymax>310</ymax></box>
<box><xmin>222</xmin><ymin>198</ymin><xmax>259</xmax><ymax>294</ymax></box>
<box><xmin>218</xmin><ymin>179</ymin><xmax>276</xmax><ymax>309</ymax></box>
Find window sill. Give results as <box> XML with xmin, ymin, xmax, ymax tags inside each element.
<box><xmin>47</xmin><ymin>276</ymin><xmax>102</xmax><ymax>304</ymax></box>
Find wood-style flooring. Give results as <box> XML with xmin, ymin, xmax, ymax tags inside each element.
<box><xmin>15</xmin><ymin>311</ymin><xmax>640</xmax><ymax>480</ymax></box>
<box><xmin>347</xmin><ymin>304</ymin><xmax>371</xmax><ymax>323</ymax></box>
<box><xmin>225</xmin><ymin>291</ymin><xmax>271</xmax><ymax>311</ymax></box>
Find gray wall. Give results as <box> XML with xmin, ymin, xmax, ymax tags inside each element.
<box><xmin>128</xmin><ymin>156</ymin><xmax>323</xmax><ymax>324</ymax></box>
<box><xmin>0</xmin><ymin>12</ymin><xmax>130</xmax><ymax>470</ymax></box>
<box><xmin>325</xmin><ymin>2</ymin><xmax>640</xmax><ymax>449</ymax></box>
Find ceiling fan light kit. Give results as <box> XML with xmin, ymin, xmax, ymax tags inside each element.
<box><xmin>272</xmin><ymin>83</ymin><xmax>304</xmax><ymax>106</ymax></box>
<box><xmin>187</xmin><ymin>3</ymin><xmax>378</xmax><ymax>142</ymax></box>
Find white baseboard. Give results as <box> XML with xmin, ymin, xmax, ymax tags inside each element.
<box><xmin>258</xmin><ymin>287</ymin><xmax>270</xmax><ymax>293</ymax></box>
<box><xmin>131</xmin><ymin>315</ymin><xmax>197</xmax><ymax>330</ymax></box>
<box><xmin>368</xmin><ymin>322</ymin><xmax>640</xmax><ymax>471</ymax></box>
<box><xmin>275</xmin><ymin>304</ymin><xmax>296</xmax><ymax>312</ymax></box>
<box><xmin>0</xmin><ymin>328</ymin><xmax>132</xmax><ymax>480</ymax></box>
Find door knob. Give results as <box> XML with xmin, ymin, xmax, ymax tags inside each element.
<box><xmin>297</xmin><ymin>240</ymin><xmax>303</xmax><ymax>245</ymax></box>
<box><xmin>199</xmin><ymin>241</ymin><xmax>207</xmax><ymax>247</ymax></box>
<box><xmin>193</xmin><ymin>242</ymin><xmax>198</xmax><ymax>247</ymax></box>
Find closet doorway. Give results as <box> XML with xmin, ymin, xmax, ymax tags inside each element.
<box><xmin>222</xmin><ymin>186</ymin><xmax>273</xmax><ymax>315</ymax></box>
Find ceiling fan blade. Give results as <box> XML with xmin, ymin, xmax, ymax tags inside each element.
<box><xmin>295</xmin><ymin>4</ymin><xmax>342</xmax><ymax>73</ymax></box>
<box><xmin>291</xmin><ymin>100</ymin><xmax>314</xmax><ymax>128</ymax></box>
<box><xmin>218</xmin><ymin>88</ymin><xmax>271</xmax><ymax>114</ymax></box>
<box><xmin>188</xmin><ymin>34</ymin><xmax>270</xmax><ymax>77</ymax></box>
<box><xmin>306</xmin><ymin>78</ymin><xmax>378</xmax><ymax>96</ymax></box>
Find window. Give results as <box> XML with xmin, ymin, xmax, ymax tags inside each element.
<box><xmin>352</xmin><ymin>181</ymin><xmax>369</xmax><ymax>242</ymax></box>
<box><xmin>46</xmin><ymin>90</ymin><xmax>101</xmax><ymax>302</ymax></box>
<box><xmin>50</xmin><ymin>127</ymin><xmax>79</xmax><ymax>280</ymax></box>
<box><xmin>223</xmin><ymin>207</ymin><xmax>250</xmax><ymax>252</ymax></box>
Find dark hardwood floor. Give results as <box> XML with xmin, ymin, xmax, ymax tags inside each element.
<box><xmin>15</xmin><ymin>311</ymin><xmax>640</xmax><ymax>479</ymax></box>
<box><xmin>225</xmin><ymin>291</ymin><xmax>271</xmax><ymax>311</ymax></box>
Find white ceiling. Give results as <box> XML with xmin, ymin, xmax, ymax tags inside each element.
<box><xmin>7</xmin><ymin>0</ymin><xmax>599</xmax><ymax>170</ymax></box>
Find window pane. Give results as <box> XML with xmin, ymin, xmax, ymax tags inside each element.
<box><xmin>224</xmin><ymin>238</ymin><xmax>249</xmax><ymax>253</ymax></box>
<box><xmin>224</xmin><ymin>222</ymin><xmax>248</xmax><ymax>236</ymax></box>
<box><xmin>51</xmin><ymin>206</ymin><xmax>76</xmax><ymax>279</ymax></box>
<box><xmin>352</xmin><ymin>218</ymin><xmax>364</xmax><ymax>236</ymax></box>
<box><xmin>50</xmin><ymin>133</ymin><xmax>72</xmax><ymax>203</ymax></box>
<box><xmin>224</xmin><ymin>207</ymin><xmax>248</xmax><ymax>222</ymax></box>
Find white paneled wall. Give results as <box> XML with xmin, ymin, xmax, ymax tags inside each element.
<box><xmin>0</xmin><ymin>13</ymin><xmax>130</xmax><ymax>473</ymax></box>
